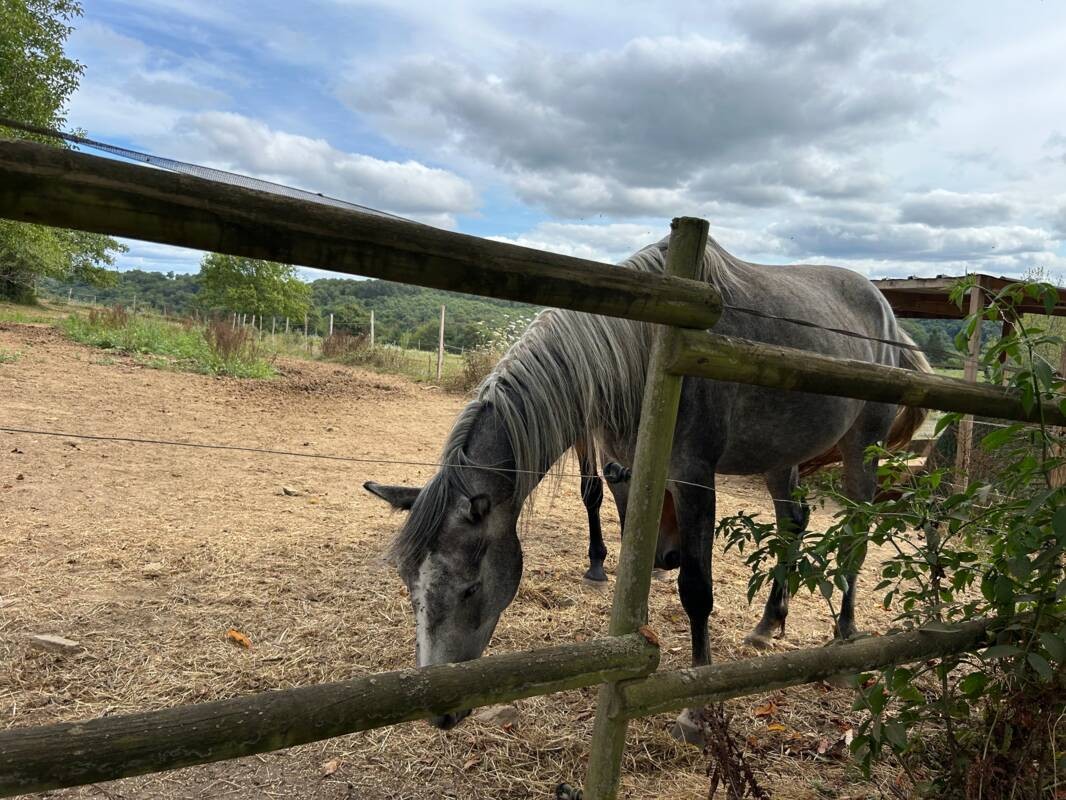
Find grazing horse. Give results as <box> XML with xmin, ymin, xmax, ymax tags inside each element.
<box><xmin>364</xmin><ymin>233</ymin><xmax>930</xmax><ymax>732</ymax></box>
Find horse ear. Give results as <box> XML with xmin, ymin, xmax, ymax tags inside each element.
<box><xmin>459</xmin><ymin>494</ymin><xmax>491</xmax><ymax>524</ymax></box>
<box><xmin>364</xmin><ymin>481</ymin><xmax>421</xmax><ymax>511</ymax></box>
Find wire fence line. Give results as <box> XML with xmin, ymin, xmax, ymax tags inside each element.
<box><xmin>0</xmin><ymin>423</ymin><xmax>1006</xmax><ymax>515</ymax></box>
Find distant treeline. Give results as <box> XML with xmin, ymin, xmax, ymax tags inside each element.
<box><xmin>44</xmin><ymin>270</ymin><xmax>997</xmax><ymax>364</ymax></box>
<box><xmin>44</xmin><ymin>271</ymin><xmax>536</xmax><ymax>351</ymax></box>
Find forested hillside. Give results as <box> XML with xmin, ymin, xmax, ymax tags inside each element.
<box><xmin>44</xmin><ymin>271</ymin><xmax>535</xmax><ymax>350</ymax></box>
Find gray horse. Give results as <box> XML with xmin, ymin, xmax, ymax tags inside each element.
<box><xmin>364</xmin><ymin>233</ymin><xmax>930</xmax><ymax>731</ymax></box>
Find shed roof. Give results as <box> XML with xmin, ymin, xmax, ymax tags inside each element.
<box><xmin>872</xmin><ymin>274</ymin><xmax>1066</xmax><ymax>319</ymax></box>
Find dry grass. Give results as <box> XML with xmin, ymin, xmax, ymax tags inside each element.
<box><xmin>0</xmin><ymin>322</ymin><xmax>905</xmax><ymax>800</ymax></box>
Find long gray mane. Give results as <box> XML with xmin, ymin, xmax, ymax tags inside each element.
<box><xmin>388</xmin><ymin>234</ymin><xmax>747</xmax><ymax>571</ymax></box>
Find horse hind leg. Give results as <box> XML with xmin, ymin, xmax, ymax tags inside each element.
<box><xmin>577</xmin><ymin>441</ymin><xmax>608</xmax><ymax>583</ymax></box>
<box><xmin>745</xmin><ymin>465</ymin><xmax>809</xmax><ymax>650</ymax></box>
<box><xmin>827</xmin><ymin>404</ymin><xmax>893</xmax><ymax>644</ymax></box>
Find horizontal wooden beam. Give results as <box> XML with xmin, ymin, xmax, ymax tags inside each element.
<box><xmin>621</xmin><ymin>618</ymin><xmax>998</xmax><ymax>718</ymax></box>
<box><xmin>0</xmin><ymin>634</ymin><xmax>658</xmax><ymax>797</ymax></box>
<box><xmin>667</xmin><ymin>330</ymin><xmax>1066</xmax><ymax>426</ymax></box>
<box><xmin>0</xmin><ymin>139</ymin><xmax>721</xmax><ymax>328</ymax></box>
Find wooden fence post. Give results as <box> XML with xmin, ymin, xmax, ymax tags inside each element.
<box><xmin>584</xmin><ymin>217</ymin><xmax>709</xmax><ymax>800</ymax></box>
<box><xmin>955</xmin><ymin>279</ymin><xmax>984</xmax><ymax>485</ymax></box>
<box><xmin>329</xmin><ymin>313</ymin><xmax>334</xmax><ymax>337</ymax></box>
<box><xmin>370</xmin><ymin>310</ymin><xmax>375</xmax><ymax>348</ymax></box>
<box><xmin>436</xmin><ymin>304</ymin><xmax>445</xmax><ymax>381</ymax></box>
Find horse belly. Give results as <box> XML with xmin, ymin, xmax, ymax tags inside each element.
<box><xmin>715</xmin><ymin>391</ymin><xmax>860</xmax><ymax>474</ymax></box>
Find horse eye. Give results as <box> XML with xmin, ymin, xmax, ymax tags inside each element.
<box><xmin>461</xmin><ymin>582</ymin><xmax>481</xmax><ymax>600</ymax></box>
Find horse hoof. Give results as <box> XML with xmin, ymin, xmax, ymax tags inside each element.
<box><xmin>651</xmin><ymin>569</ymin><xmax>672</xmax><ymax>582</ymax></box>
<box><xmin>743</xmin><ymin>632</ymin><xmax>775</xmax><ymax>650</ymax></box>
<box><xmin>669</xmin><ymin>709</ymin><xmax>704</xmax><ymax>747</ymax></box>
<box><xmin>582</xmin><ymin>567</ymin><xmax>608</xmax><ymax>586</ymax></box>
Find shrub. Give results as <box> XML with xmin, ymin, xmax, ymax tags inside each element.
<box><xmin>61</xmin><ymin>310</ymin><xmax>273</xmax><ymax>379</ymax></box>
<box><xmin>446</xmin><ymin>346</ymin><xmax>501</xmax><ymax>393</ymax></box>
<box><xmin>718</xmin><ymin>277</ymin><xmax>1066</xmax><ymax>798</ymax></box>
<box><xmin>321</xmin><ymin>332</ymin><xmax>368</xmax><ymax>359</ymax></box>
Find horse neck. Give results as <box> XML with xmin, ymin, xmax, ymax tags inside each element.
<box><xmin>470</xmin><ymin>309</ymin><xmax>651</xmax><ymax>505</ymax></box>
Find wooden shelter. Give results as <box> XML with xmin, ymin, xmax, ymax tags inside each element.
<box><xmin>872</xmin><ymin>274</ymin><xmax>1066</xmax><ymax>482</ymax></box>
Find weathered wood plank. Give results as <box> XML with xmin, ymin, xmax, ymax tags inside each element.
<box><xmin>620</xmin><ymin>618</ymin><xmax>1000</xmax><ymax>718</ymax></box>
<box><xmin>0</xmin><ymin>635</ymin><xmax>659</xmax><ymax>797</ymax></box>
<box><xmin>584</xmin><ymin>217</ymin><xmax>709</xmax><ymax>800</ymax></box>
<box><xmin>0</xmin><ymin>139</ymin><xmax>721</xmax><ymax>328</ymax></box>
<box><xmin>667</xmin><ymin>330</ymin><xmax>1066</xmax><ymax>426</ymax></box>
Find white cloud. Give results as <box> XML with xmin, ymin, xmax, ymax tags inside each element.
<box><xmin>176</xmin><ymin>112</ymin><xmax>478</xmax><ymax>224</ymax></box>
<box><xmin>345</xmin><ymin>4</ymin><xmax>941</xmax><ymax>218</ymax></box>
<box><xmin>898</xmin><ymin>190</ymin><xmax>1017</xmax><ymax>228</ymax></box>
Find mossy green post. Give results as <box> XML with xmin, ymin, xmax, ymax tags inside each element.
<box><xmin>583</xmin><ymin>217</ymin><xmax>709</xmax><ymax>800</ymax></box>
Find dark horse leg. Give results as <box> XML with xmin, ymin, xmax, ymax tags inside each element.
<box><xmin>669</xmin><ymin>466</ymin><xmax>717</xmax><ymax>744</ymax></box>
<box><xmin>576</xmin><ymin>439</ymin><xmax>608</xmax><ymax>583</ymax></box>
<box><xmin>834</xmin><ymin>409</ymin><xmax>892</xmax><ymax>640</ymax></box>
<box><xmin>745</xmin><ymin>465</ymin><xmax>810</xmax><ymax>649</ymax></box>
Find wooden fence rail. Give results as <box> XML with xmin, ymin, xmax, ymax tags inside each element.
<box><xmin>0</xmin><ymin>139</ymin><xmax>721</xmax><ymax>329</ymax></box>
<box><xmin>668</xmin><ymin>330</ymin><xmax>1066</xmax><ymax>427</ymax></box>
<box><xmin>621</xmin><ymin>617</ymin><xmax>999</xmax><ymax>718</ymax></box>
<box><xmin>0</xmin><ymin>635</ymin><xmax>659</xmax><ymax>797</ymax></box>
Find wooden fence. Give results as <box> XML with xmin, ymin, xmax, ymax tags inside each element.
<box><xmin>0</xmin><ymin>139</ymin><xmax>1043</xmax><ymax>799</ymax></box>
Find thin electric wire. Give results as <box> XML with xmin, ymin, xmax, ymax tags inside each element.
<box><xmin>0</xmin><ymin>116</ymin><xmax>414</xmax><ymax>224</ymax></box>
<box><xmin>3</xmin><ymin>423</ymin><xmax>1028</xmax><ymax>515</ymax></box>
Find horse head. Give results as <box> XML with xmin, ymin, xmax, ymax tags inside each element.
<box><xmin>364</xmin><ymin>475</ymin><xmax>523</xmax><ymax>729</ymax></box>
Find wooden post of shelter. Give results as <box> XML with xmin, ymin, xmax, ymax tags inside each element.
<box><xmin>954</xmin><ymin>278</ymin><xmax>984</xmax><ymax>485</ymax></box>
<box><xmin>436</xmin><ymin>304</ymin><xmax>445</xmax><ymax>381</ymax></box>
<box><xmin>584</xmin><ymin>217</ymin><xmax>709</xmax><ymax>799</ymax></box>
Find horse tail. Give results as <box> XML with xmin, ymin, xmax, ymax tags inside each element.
<box><xmin>799</xmin><ymin>331</ymin><xmax>932</xmax><ymax>477</ymax></box>
<box><xmin>885</xmin><ymin>336</ymin><xmax>932</xmax><ymax>451</ymax></box>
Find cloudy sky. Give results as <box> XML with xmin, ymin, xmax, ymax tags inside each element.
<box><xmin>66</xmin><ymin>0</ymin><xmax>1066</xmax><ymax>281</ymax></box>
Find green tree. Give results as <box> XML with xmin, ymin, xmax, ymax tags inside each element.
<box><xmin>197</xmin><ymin>254</ymin><xmax>311</xmax><ymax>321</ymax></box>
<box><xmin>923</xmin><ymin>328</ymin><xmax>952</xmax><ymax>365</ymax></box>
<box><xmin>0</xmin><ymin>0</ymin><xmax>125</xmax><ymax>303</ymax></box>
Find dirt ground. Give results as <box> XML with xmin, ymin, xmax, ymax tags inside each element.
<box><xmin>0</xmin><ymin>321</ymin><xmax>904</xmax><ymax>799</ymax></box>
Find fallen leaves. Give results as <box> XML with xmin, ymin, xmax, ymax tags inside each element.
<box><xmin>320</xmin><ymin>758</ymin><xmax>340</xmax><ymax>776</ymax></box>
<box><xmin>637</xmin><ymin>625</ymin><xmax>660</xmax><ymax>647</ymax></box>
<box><xmin>225</xmin><ymin>628</ymin><xmax>252</xmax><ymax>649</ymax></box>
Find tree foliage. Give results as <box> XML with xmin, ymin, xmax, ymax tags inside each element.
<box><xmin>197</xmin><ymin>254</ymin><xmax>311</xmax><ymax>320</ymax></box>
<box><xmin>0</xmin><ymin>0</ymin><xmax>125</xmax><ymax>303</ymax></box>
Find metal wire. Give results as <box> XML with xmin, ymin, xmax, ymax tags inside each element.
<box><xmin>0</xmin><ymin>116</ymin><xmax>416</xmax><ymax>225</ymax></box>
<box><xmin>1</xmin><ymin>423</ymin><xmax>987</xmax><ymax>515</ymax></box>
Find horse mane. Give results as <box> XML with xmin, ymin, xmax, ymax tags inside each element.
<box><xmin>387</xmin><ymin>233</ymin><xmax>745</xmax><ymax>571</ymax></box>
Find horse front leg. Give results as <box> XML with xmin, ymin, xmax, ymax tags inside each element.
<box><xmin>577</xmin><ymin>441</ymin><xmax>608</xmax><ymax>583</ymax></box>
<box><xmin>746</xmin><ymin>465</ymin><xmax>810</xmax><ymax>649</ymax></box>
<box><xmin>670</xmin><ymin>474</ymin><xmax>716</xmax><ymax>744</ymax></box>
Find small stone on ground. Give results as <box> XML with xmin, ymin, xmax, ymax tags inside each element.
<box><xmin>27</xmin><ymin>634</ymin><xmax>81</xmax><ymax>653</ymax></box>
<box><xmin>472</xmin><ymin>703</ymin><xmax>520</xmax><ymax>727</ymax></box>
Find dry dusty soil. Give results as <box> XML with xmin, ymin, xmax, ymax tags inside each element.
<box><xmin>1</xmin><ymin>322</ymin><xmax>905</xmax><ymax>799</ymax></box>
